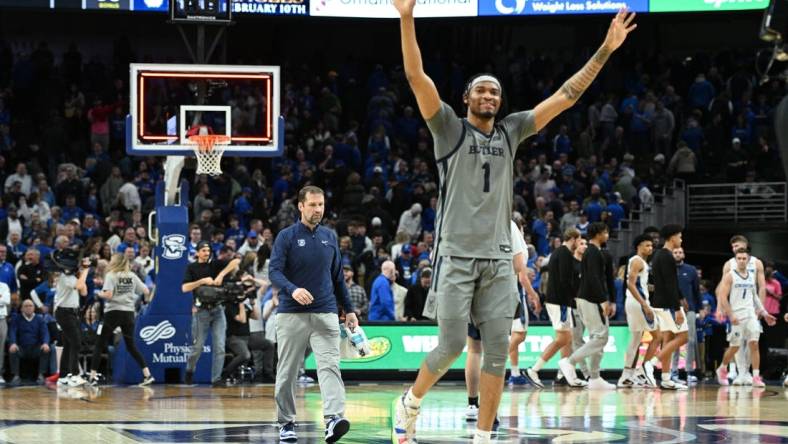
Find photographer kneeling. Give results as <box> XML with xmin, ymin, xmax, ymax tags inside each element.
<box><xmin>220</xmin><ymin>273</ymin><xmax>274</xmax><ymax>385</ymax></box>
<box><xmin>182</xmin><ymin>241</ymin><xmax>240</xmax><ymax>386</ymax></box>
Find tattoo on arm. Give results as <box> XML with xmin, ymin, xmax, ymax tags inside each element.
<box><xmin>559</xmin><ymin>46</ymin><xmax>612</xmax><ymax>102</ymax></box>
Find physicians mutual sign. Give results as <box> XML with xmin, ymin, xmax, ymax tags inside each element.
<box><xmin>478</xmin><ymin>0</ymin><xmax>648</xmax><ymax>15</ymax></box>
<box><xmin>310</xmin><ymin>0</ymin><xmax>477</xmax><ymax>18</ymax></box>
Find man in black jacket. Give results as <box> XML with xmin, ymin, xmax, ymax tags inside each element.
<box><xmin>643</xmin><ymin>224</ymin><xmax>689</xmax><ymax>390</ymax></box>
<box><xmin>404</xmin><ymin>268</ymin><xmax>431</xmax><ymax>321</ymax></box>
<box><xmin>558</xmin><ymin>222</ymin><xmax>616</xmax><ymax>389</ymax></box>
<box><xmin>524</xmin><ymin>228</ymin><xmax>581</xmax><ymax>388</ymax></box>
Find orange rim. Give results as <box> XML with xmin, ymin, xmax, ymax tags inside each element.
<box><xmin>187</xmin><ymin>135</ymin><xmax>231</xmax><ymax>152</ymax></box>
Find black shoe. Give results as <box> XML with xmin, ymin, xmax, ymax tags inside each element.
<box><xmin>9</xmin><ymin>376</ymin><xmax>21</xmax><ymax>387</ymax></box>
<box><xmin>325</xmin><ymin>416</ymin><xmax>350</xmax><ymax>443</ymax></box>
<box><xmin>184</xmin><ymin>371</ymin><xmax>193</xmax><ymax>385</ymax></box>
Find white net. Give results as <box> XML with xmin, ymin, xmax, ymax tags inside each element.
<box><xmin>189</xmin><ymin>135</ymin><xmax>230</xmax><ymax>176</ymax></box>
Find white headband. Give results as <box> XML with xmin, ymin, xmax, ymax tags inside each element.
<box><xmin>469</xmin><ymin>75</ymin><xmax>502</xmax><ymax>92</ymax></box>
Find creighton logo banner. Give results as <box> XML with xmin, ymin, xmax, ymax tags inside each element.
<box><xmin>162</xmin><ymin>234</ymin><xmax>187</xmax><ymax>260</ymax></box>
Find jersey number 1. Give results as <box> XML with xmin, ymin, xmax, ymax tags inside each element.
<box><xmin>482</xmin><ymin>162</ymin><xmax>490</xmax><ymax>193</ymax></box>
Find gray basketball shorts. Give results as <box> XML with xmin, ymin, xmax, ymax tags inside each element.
<box><xmin>422</xmin><ymin>256</ymin><xmax>518</xmax><ymax>324</ymax></box>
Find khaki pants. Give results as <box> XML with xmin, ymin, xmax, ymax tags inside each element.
<box><xmin>275</xmin><ymin>312</ymin><xmax>344</xmax><ymax>425</ymax></box>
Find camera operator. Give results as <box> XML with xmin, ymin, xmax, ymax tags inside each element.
<box><xmin>52</xmin><ymin>250</ymin><xmax>89</xmax><ymax>387</ymax></box>
<box><xmin>219</xmin><ymin>273</ymin><xmax>274</xmax><ymax>385</ymax></box>
<box><xmin>181</xmin><ymin>240</ymin><xmax>240</xmax><ymax>386</ymax></box>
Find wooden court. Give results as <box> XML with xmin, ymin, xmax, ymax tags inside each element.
<box><xmin>1</xmin><ymin>381</ymin><xmax>787</xmax><ymax>443</ymax></box>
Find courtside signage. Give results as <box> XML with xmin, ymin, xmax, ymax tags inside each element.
<box><xmin>479</xmin><ymin>0</ymin><xmax>648</xmax><ymax>15</ymax></box>
<box><xmin>306</xmin><ymin>325</ymin><xmax>633</xmax><ymax>370</ymax></box>
<box><xmin>310</xmin><ymin>0</ymin><xmax>478</xmax><ymax>18</ymax></box>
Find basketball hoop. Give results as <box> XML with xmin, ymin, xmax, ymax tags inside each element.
<box><xmin>187</xmin><ymin>134</ymin><xmax>231</xmax><ymax>176</ymax></box>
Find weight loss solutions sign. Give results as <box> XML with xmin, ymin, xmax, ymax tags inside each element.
<box><xmin>306</xmin><ymin>324</ymin><xmax>633</xmax><ymax>371</ymax></box>
<box><xmin>478</xmin><ymin>0</ymin><xmax>648</xmax><ymax>15</ymax></box>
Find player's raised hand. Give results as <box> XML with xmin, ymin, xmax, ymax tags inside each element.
<box><xmin>603</xmin><ymin>8</ymin><xmax>637</xmax><ymax>52</ymax></box>
<box><xmin>393</xmin><ymin>0</ymin><xmax>416</xmax><ymax>16</ymax></box>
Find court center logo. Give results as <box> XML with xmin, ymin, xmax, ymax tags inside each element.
<box><xmin>140</xmin><ymin>321</ymin><xmax>176</xmax><ymax>345</ymax></box>
<box><xmin>162</xmin><ymin>234</ymin><xmax>187</xmax><ymax>259</ymax></box>
<box><xmin>496</xmin><ymin>0</ymin><xmax>527</xmax><ymax>14</ymax></box>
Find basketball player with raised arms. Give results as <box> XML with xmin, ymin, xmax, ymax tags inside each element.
<box><xmin>392</xmin><ymin>1</ymin><xmax>637</xmax><ymax>442</ymax></box>
<box><xmin>719</xmin><ymin>235</ymin><xmax>767</xmax><ymax>385</ymax></box>
<box><xmin>715</xmin><ymin>248</ymin><xmax>776</xmax><ymax>387</ymax></box>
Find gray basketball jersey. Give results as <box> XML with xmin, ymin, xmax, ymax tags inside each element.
<box><xmin>426</xmin><ymin>102</ymin><xmax>536</xmax><ymax>260</ymax></box>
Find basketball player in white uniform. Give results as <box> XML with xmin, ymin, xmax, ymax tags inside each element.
<box><xmin>719</xmin><ymin>235</ymin><xmax>767</xmax><ymax>385</ymax></box>
<box><xmin>715</xmin><ymin>249</ymin><xmax>776</xmax><ymax>387</ymax></box>
<box><xmin>618</xmin><ymin>234</ymin><xmax>661</xmax><ymax>388</ymax></box>
<box><xmin>507</xmin><ymin>219</ymin><xmax>541</xmax><ymax>385</ymax></box>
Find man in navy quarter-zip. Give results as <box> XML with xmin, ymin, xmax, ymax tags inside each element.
<box><xmin>269</xmin><ymin>185</ymin><xmax>357</xmax><ymax>443</ymax></box>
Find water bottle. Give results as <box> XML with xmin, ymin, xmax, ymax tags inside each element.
<box><xmin>349</xmin><ymin>330</ymin><xmax>366</xmax><ymax>357</ymax></box>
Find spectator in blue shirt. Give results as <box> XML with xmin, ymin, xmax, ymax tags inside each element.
<box><xmin>80</xmin><ymin>214</ymin><xmax>99</xmax><ymax>240</ymax></box>
<box><xmin>619</xmin><ymin>92</ymin><xmax>639</xmax><ymax>113</ymax></box>
<box><xmin>531</xmin><ymin>214</ymin><xmax>550</xmax><ymax>257</ymax></box>
<box><xmin>116</xmin><ymin>227</ymin><xmax>140</xmax><ymax>255</ymax></box>
<box><xmin>8</xmin><ymin>299</ymin><xmax>50</xmax><ymax>385</ymax></box>
<box><xmin>369</xmin><ymin>260</ymin><xmax>396</xmax><ymax>321</ymax></box>
<box><xmin>394</xmin><ymin>245</ymin><xmax>416</xmax><ymax>287</ymax></box>
<box><xmin>272</xmin><ymin>169</ymin><xmax>292</xmax><ymax>207</ymax></box>
<box><xmin>688</xmin><ymin>73</ymin><xmax>716</xmax><ymax>109</ymax></box>
<box><xmin>31</xmin><ymin>276</ymin><xmax>56</xmax><ymax>312</ymax></box>
<box><xmin>606</xmin><ymin>192</ymin><xmax>626</xmax><ymax>229</ymax></box>
<box><xmin>268</xmin><ymin>186</ymin><xmax>355</xmax><ymax>441</ymax></box>
<box><xmin>61</xmin><ymin>195</ymin><xmax>85</xmax><ymax>223</ymax></box>
<box><xmin>552</xmin><ymin>125</ymin><xmax>572</xmax><ymax>157</ymax></box>
<box><xmin>225</xmin><ymin>215</ymin><xmax>246</xmax><ymax>247</ymax></box>
<box><xmin>233</xmin><ymin>187</ymin><xmax>254</xmax><ymax>227</ymax></box>
<box><xmin>680</xmin><ymin>117</ymin><xmax>705</xmax><ymax>153</ymax></box>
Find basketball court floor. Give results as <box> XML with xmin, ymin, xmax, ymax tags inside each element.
<box><xmin>1</xmin><ymin>381</ymin><xmax>787</xmax><ymax>443</ymax></box>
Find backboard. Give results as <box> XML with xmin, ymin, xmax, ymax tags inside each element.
<box><xmin>127</xmin><ymin>63</ymin><xmax>283</xmax><ymax>157</ymax></box>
